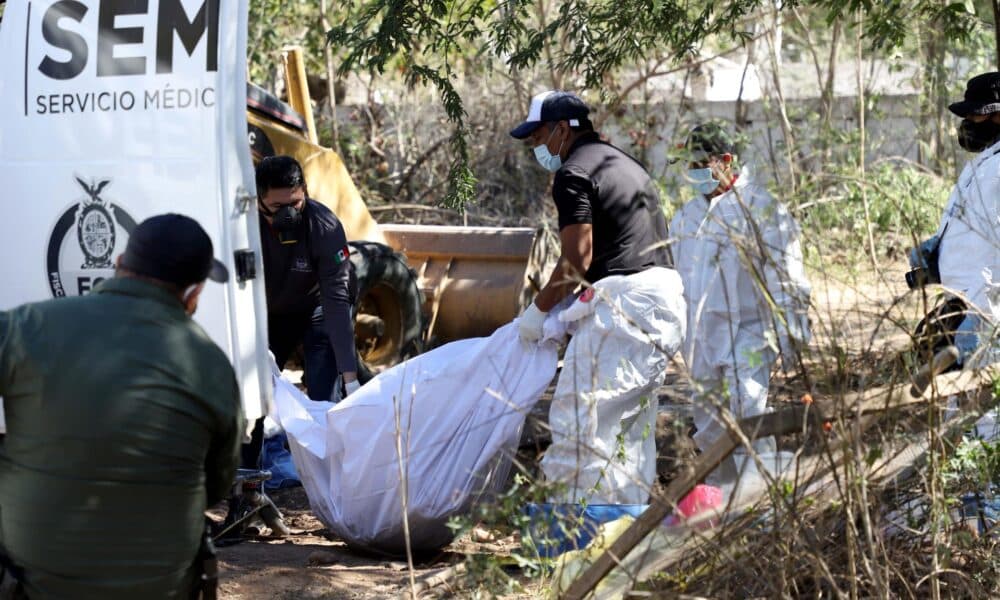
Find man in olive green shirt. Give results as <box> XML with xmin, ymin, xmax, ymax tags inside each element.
<box><xmin>0</xmin><ymin>214</ymin><xmax>244</xmax><ymax>599</ymax></box>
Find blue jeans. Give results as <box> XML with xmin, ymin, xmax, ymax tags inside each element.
<box><xmin>955</xmin><ymin>314</ymin><xmax>981</xmax><ymax>366</ymax></box>
<box><xmin>241</xmin><ymin>306</ymin><xmax>340</xmax><ymax>468</ymax></box>
<box><xmin>269</xmin><ymin>305</ymin><xmax>339</xmax><ymax>401</ymax></box>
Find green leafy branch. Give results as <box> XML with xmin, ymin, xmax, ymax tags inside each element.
<box><xmin>326</xmin><ymin>0</ymin><xmax>982</xmax><ymax>208</ymax></box>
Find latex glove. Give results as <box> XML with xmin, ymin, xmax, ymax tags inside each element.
<box><xmin>909</xmin><ymin>234</ymin><xmax>939</xmax><ymax>269</ymax></box>
<box><xmin>343</xmin><ymin>378</ymin><xmax>361</xmax><ymax>398</ymax></box>
<box><xmin>518</xmin><ymin>302</ymin><xmax>548</xmax><ymax>343</ymax></box>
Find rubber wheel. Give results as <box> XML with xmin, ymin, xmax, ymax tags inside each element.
<box><xmin>349</xmin><ymin>241</ymin><xmax>424</xmax><ymax>383</ymax></box>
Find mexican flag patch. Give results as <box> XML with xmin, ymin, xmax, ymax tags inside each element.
<box><xmin>334</xmin><ymin>245</ymin><xmax>351</xmax><ymax>264</ymax></box>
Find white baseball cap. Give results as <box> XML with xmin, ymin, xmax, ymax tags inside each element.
<box><xmin>509</xmin><ymin>91</ymin><xmax>590</xmax><ymax>139</ymax></box>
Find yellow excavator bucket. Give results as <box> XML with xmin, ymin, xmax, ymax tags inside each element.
<box><xmin>381</xmin><ymin>224</ymin><xmax>548</xmax><ymax>344</ymax></box>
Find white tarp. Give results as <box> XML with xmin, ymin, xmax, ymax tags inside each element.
<box><xmin>272</xmin><ymin>319</ymin><xmax>564</xmax><ymax>555</ymax></box>
<box><xmin>0</xmin><ymin>1</ymin><xmax>270</xmax><ymax>422</ymax></box>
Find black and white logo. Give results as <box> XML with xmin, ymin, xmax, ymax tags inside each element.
<box><xmin>75</xmin><ymin>177</ymin><xmax>116</xmax><ymax>268</ymax></box>
<box><xmin>292</xmin><ymin>257</ymin><xmax>312</xmax><ymax>273</ymax></box>
<box><xmin>47</xmin><ymin>176</ymin><xmax>136</xmax><ymax>297</ymax></box>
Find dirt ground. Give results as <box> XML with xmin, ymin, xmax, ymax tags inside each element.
<box><xmin>212</xmin><ymin>486</ymin><xmax>534</xmax><ymax>599</ymax></box>
<box><xmin>214</xmin><ymin>263</ymin><xmax>921</xmax><ymax>599</ymax></box>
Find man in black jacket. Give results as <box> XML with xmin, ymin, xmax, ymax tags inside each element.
<box><xmin>240</xmin><ymin>156</ymin><xmax>360</xmax><ymax>474</ymax></box>
<box><xmin>256</xmin><ymin>155</ymin><xmax>359</xmax><ymax>401</ymax></box>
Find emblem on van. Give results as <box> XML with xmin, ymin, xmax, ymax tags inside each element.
<box><xmin>75</xmin><ymin>178</ymin><xmax>116</xmax><ymax>269</ymax></box>
<box><xmin>46</xmin><ymin>177</ymin><xmax>136</xmax><ymax>297</ymax></box>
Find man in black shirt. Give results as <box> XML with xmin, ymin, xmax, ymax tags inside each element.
<box><xmin>510</xmin><ymin>91</ymin><xmax>679</xmax><ymax>504</ymax></box>
<box><xmin>511</xmin><ymin>91</ymin><xmax>670</xmax><ymax>342</ymax></box>
<box><xmin>256</xmin><ymin>155</ymin><xmax>358</xmax><ymax>400</ymax></box>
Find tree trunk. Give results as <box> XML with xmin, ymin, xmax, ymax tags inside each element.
<box><xmin>765</xmin><ymin>2</ymin><xmax>797</xmax><ymax>194</ymax></box>
<box><xmin>536</xmin><ymin>0</ymin><xmax>563</xmax><ymax>90</ymax></box>
<box><xmin>856</xmin><ymin>13</ymin><xmax>880</xmax><ymax>277</ymax></box>
<box><xmin>735</xmin><ymin>40</ymin><xmax>753</xmax><ymax>128</ymax></box>
<box><xmin>821</xmin><ymin>20</ymin><xmax>842</xmax><ymax>130</ymax></box>
<box><xmin>916</xmin><ymin>20</ymin><xmax>947</xmax><ymax>171</ymax></box>
<box><xmin>320</xmin><ymin>0</ymin><xmax>340</xmax><ymax>154</ymax></box>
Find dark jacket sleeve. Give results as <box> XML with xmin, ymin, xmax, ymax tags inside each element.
<box><xmin>205</xmin><ymin>372</ymin><xmax>244</xmax><ymax>507</ymax></box>
<box><xmin>313</xmin><ymin>211</ymin><xmax>359</xmax><ymax>374</ymax></box>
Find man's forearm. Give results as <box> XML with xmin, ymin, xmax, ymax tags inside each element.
<box><xmin>535</xmin><ymin>223</ymin><xmax>593</xmax><ymax>311</ymax></box>
<box><xmin>534</xmin><ymin>256</ymin><xmax>585</xmax><ymax>311</ymax></box>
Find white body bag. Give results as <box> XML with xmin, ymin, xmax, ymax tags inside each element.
<box><xmin>271</xmin><ymin>319</ymin><xmax>562</xmax><ymax>554</ymax></box>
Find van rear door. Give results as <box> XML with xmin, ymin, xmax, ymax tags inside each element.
<box><xmin>0</xmin><ymin>0</ymin><xmax>270</xmax><ymax>428</ymax></box>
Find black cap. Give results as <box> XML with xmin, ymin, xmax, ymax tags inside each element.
<box><xmin>949</xmin><ymin>72</ymin><xmax>1000</xmax><ymax>117</ymax></box>
<box><xmin>510</xmin><ymin>91</ymin><xmax>590</xmax><ymax>139</ymax></box>
<box><xmin>120</xmin><ymin>214</ymin><xmax>229</xmax><ymax>287</ymax></box>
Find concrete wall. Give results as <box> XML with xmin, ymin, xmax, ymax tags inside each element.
<box><xmin>601</xmin><ymin>94</ymin><xmax>933</xmax><ymax>191</ymax></box>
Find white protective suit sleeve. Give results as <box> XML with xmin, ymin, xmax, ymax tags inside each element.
<box><xmin>668</xmin><ymin>199</ymin><xmax>708</xmax><ymax>271</ymax></box>
<box><xmin>669</xmin><ymin>198</ymin><xmax>709</xmax><ymax>366</ymax></box>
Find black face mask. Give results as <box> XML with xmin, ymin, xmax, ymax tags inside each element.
<box><xmin>261</xmin><ymin>202</ymin><xmax>304</xmax><ymax>244</ymax></box>
<box><xmin>957</xmin><ymin>118</ymin><xmax>1000</xmax><ymax>153</ymax></box>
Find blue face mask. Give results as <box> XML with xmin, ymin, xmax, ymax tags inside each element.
<box><xmin>534</xmin><ymin>126</ymin><xmax>565</xmax><ymax>172</ymax></box>
<box><xmin>686</xmin><ymin>167</ymin><xmax>719</xmax><ymax>196</ymax></box>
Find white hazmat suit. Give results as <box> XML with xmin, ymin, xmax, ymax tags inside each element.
<box><xmin>670</xmin><ymin>170</ymin><xmax>811</xmax><ymax>463</ymax></box>
<box><xmin>935</xmin><ymin>139</ymin><xmax>1000</xmax><ymax>366</ymax></box>
<box><xmin>540</xmin><ymin>267</ymin><xmax>686</xmax><ymax>505</ymax></box>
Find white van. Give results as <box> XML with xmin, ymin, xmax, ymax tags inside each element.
<box><xmin>0</xmin><ymin>1</ymin><xmax>271</xmax><ymax>429</ymax></box>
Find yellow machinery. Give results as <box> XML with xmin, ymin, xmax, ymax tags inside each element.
<box><xmin>247</xmin><ymin>48</ymin><xmax>551</xmax><ymax>379</ymax></box>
